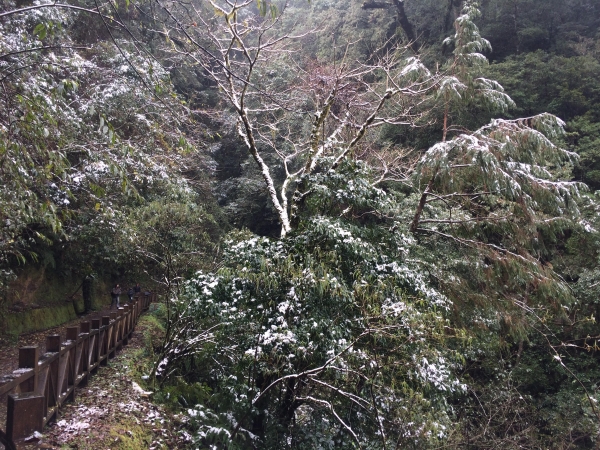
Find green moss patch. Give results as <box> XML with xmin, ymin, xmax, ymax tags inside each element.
<box><xmin>2</xmin><ymin>303</ymin><xmax>78</xmax><ymax>336</ymax></box>
<box><xmin>109</xmin><ymin>422</ymin><xmax>154</xmax><ymax>449</ymax></box>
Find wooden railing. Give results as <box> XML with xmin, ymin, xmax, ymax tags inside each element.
<box><xmin>0</xmin><ymin>293</ymin><xmax>155</xmax><ymax>450</ymax></box>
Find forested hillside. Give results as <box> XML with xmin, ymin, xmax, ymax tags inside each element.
<box><xmin>1</xmin><ymin>0</ymin><xmax>600</xmax><ymax>447</ymax></box>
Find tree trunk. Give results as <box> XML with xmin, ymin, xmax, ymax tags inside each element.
<box><xmin>362</xmin><ymin>0</ymin><xmax>419</xmax><ymax>52</ymax></box>
<box><xmin>391</xmin><ymin>0</ymin><xmax>418</xmax><ymax>52</ymax></box>
<box><xmin>444</xmin><ymin>0</ymin><xmax>463</xmax><ymax>33</ymax></box>
<box><xmin>410</xmin><ymin>176</ymin><xmax>435</xmax><ymax>233</ymax></box>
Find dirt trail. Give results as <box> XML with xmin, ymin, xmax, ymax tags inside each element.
<box><xmin>0</xmin><ymin>305</ymin><xmax>190</xmax><ymax>449</ymax></box>
<box><xmin>38</xmin><ymin>314</ymin><xmax>189</xmax><ymax>449</ymax></box>
<box><xmin>0</xmin><ymin>306</ymin><xmax>116</xmax><ymax>446</ymax></box>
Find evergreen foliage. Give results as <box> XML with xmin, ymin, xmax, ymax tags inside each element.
<box><xmin>0</xmin><ymin>0</ymin><xmax>220</xmax><ymax>294</ymax></box>
<box><xmin>160</xmin><ymin>161</ymin><xmax>464</xmax><ymax>448</ymax></box>
<box><xmin>438</xmin><ymin>1</ymin><xmax>514</xmax><ymax>140</ymax></box>
<box><xmin>2</xmin><ymin>0</ymin><xmax>600</xmax><ymax>447</ymax></box>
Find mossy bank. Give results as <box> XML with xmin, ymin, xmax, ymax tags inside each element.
<box><xmin>1</xmin><ymin>264</ymin><xmax>112</xmax><ymax>337</ymax></box>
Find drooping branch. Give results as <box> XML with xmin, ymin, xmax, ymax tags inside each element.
<box><xmin>0</xmin><ymin>2</ymin><xmax>123</xmax><ymax>20</ymax></box>
<box><xmin>0</xmin><ymin>45</ymin><xmax>91</xmax><ymax>60</ymax></box>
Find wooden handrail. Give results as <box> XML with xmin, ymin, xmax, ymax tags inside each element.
<box><xmin>0</xmin><ymin>292</ymin><xmax>156</xmax><ymax>449</ymax></box>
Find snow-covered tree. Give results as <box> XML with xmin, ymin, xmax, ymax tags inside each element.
<box><xmin>438</xmin><ymin>1</ymin><xmax>514</xmax><ymax>141</ymax></box>
<box><xmin>147</xmin><ymin>1</ymin><xmax>586</xmax><ymax>447</ymax></box>
<box><xmin>160</xmin><ymin>161</ymin><xmax>464</xmax><ymax>448</ymax></box>
<box><xmin>0</xmin><ymin>2</ymin><xmax>216</xmax><ymax>291</ymax></box>
<box><xmin>149</xmin><ymin>0</ymin><xmax>439</xmax><ymax>237</ymax></box>
<box><xmin>0</xmin><ymin>0</ymin><xmax>582</xmax><ymax>446</ymax></box>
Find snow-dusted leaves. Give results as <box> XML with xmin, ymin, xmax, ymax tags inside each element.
<box><xmin>165</xmin><ymin>221</ymin><xmax>462</xmax><ymax>448</ymax></box>
<box><xmin>415</xmin><ymin>114</ymin><xmax>583</xmax><ymax>220</ymax></box>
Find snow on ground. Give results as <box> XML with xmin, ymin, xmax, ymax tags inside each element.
<box><xmin>8</xmin><ymin>315</ymin><xmax>191</xmax><ymax>449</ymax></box>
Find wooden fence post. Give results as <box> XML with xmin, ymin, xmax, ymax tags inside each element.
<box><xmin>18</xmin><ymin>347</ymin><xmax>39</xmax><ymax>393</ymax></box>
<box><xmin>65</xmin><ymin>327</ymin><xmax>79</xmax><ymax>402</ymax></box>
<box><xmin>0</xmin><ymin>291</ymin><xmax>156</xmax><ymax>448</ymax></box>
<box><xmin>6</xmin><ymin>393</ymin><xmax>44</xmax><ymax>443</ymax></box>
<box><xmin>79</xmin><ymin>322</ymin><xmax>90</xmax><ymax>387</ymax></box>
<box><xmin>7</xmin><ymin>347</ymin><xmax>44</xmax><ymax>442</ymax></box>
<box><xmin>45</xmin><ymin>335</ymin><xmax>61</xmax><ymax>420</ymax></box>
<box><xmin>91</xmin><ymin>319</ymin><xmax>100</xmax><ymax>373</ymax></box>
<box><xmin>109</xmin><ymin>313</ymin><xmax>117</xmax><ymax>358</ymax></box>
<box><xmin>123</xmin><ymin>304</ymin><xmax>131</xmax><ymax>345</ymax></box>
<box><xmin>117</xmin><ymin>308</ymin><xmax>124</xmax><ymax>350</ymax></box>
<box><xmin>101</xmin><ymin>316</ymin><xmax>110</xmax><ymax>366</ymax></box>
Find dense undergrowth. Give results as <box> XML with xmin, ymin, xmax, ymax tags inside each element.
<box><xmin>2</xmin><ymin>0</ymin><xmax>600</xmax><ymax>447</ymax></box>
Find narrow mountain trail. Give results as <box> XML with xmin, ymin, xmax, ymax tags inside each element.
<box><xmin>40</xmin><ymin>314</ymin><xmax>190</xmax><ymax>449</ymax></box>
<box><xmin>1</xmin><ymin>309</ymin><xmax>192</xmax><ymax>449</ymax></box>
<box><xmin>0</xmin><ymin>307</ymin><xmax>116</xmax><ymax>445</ymax></box>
